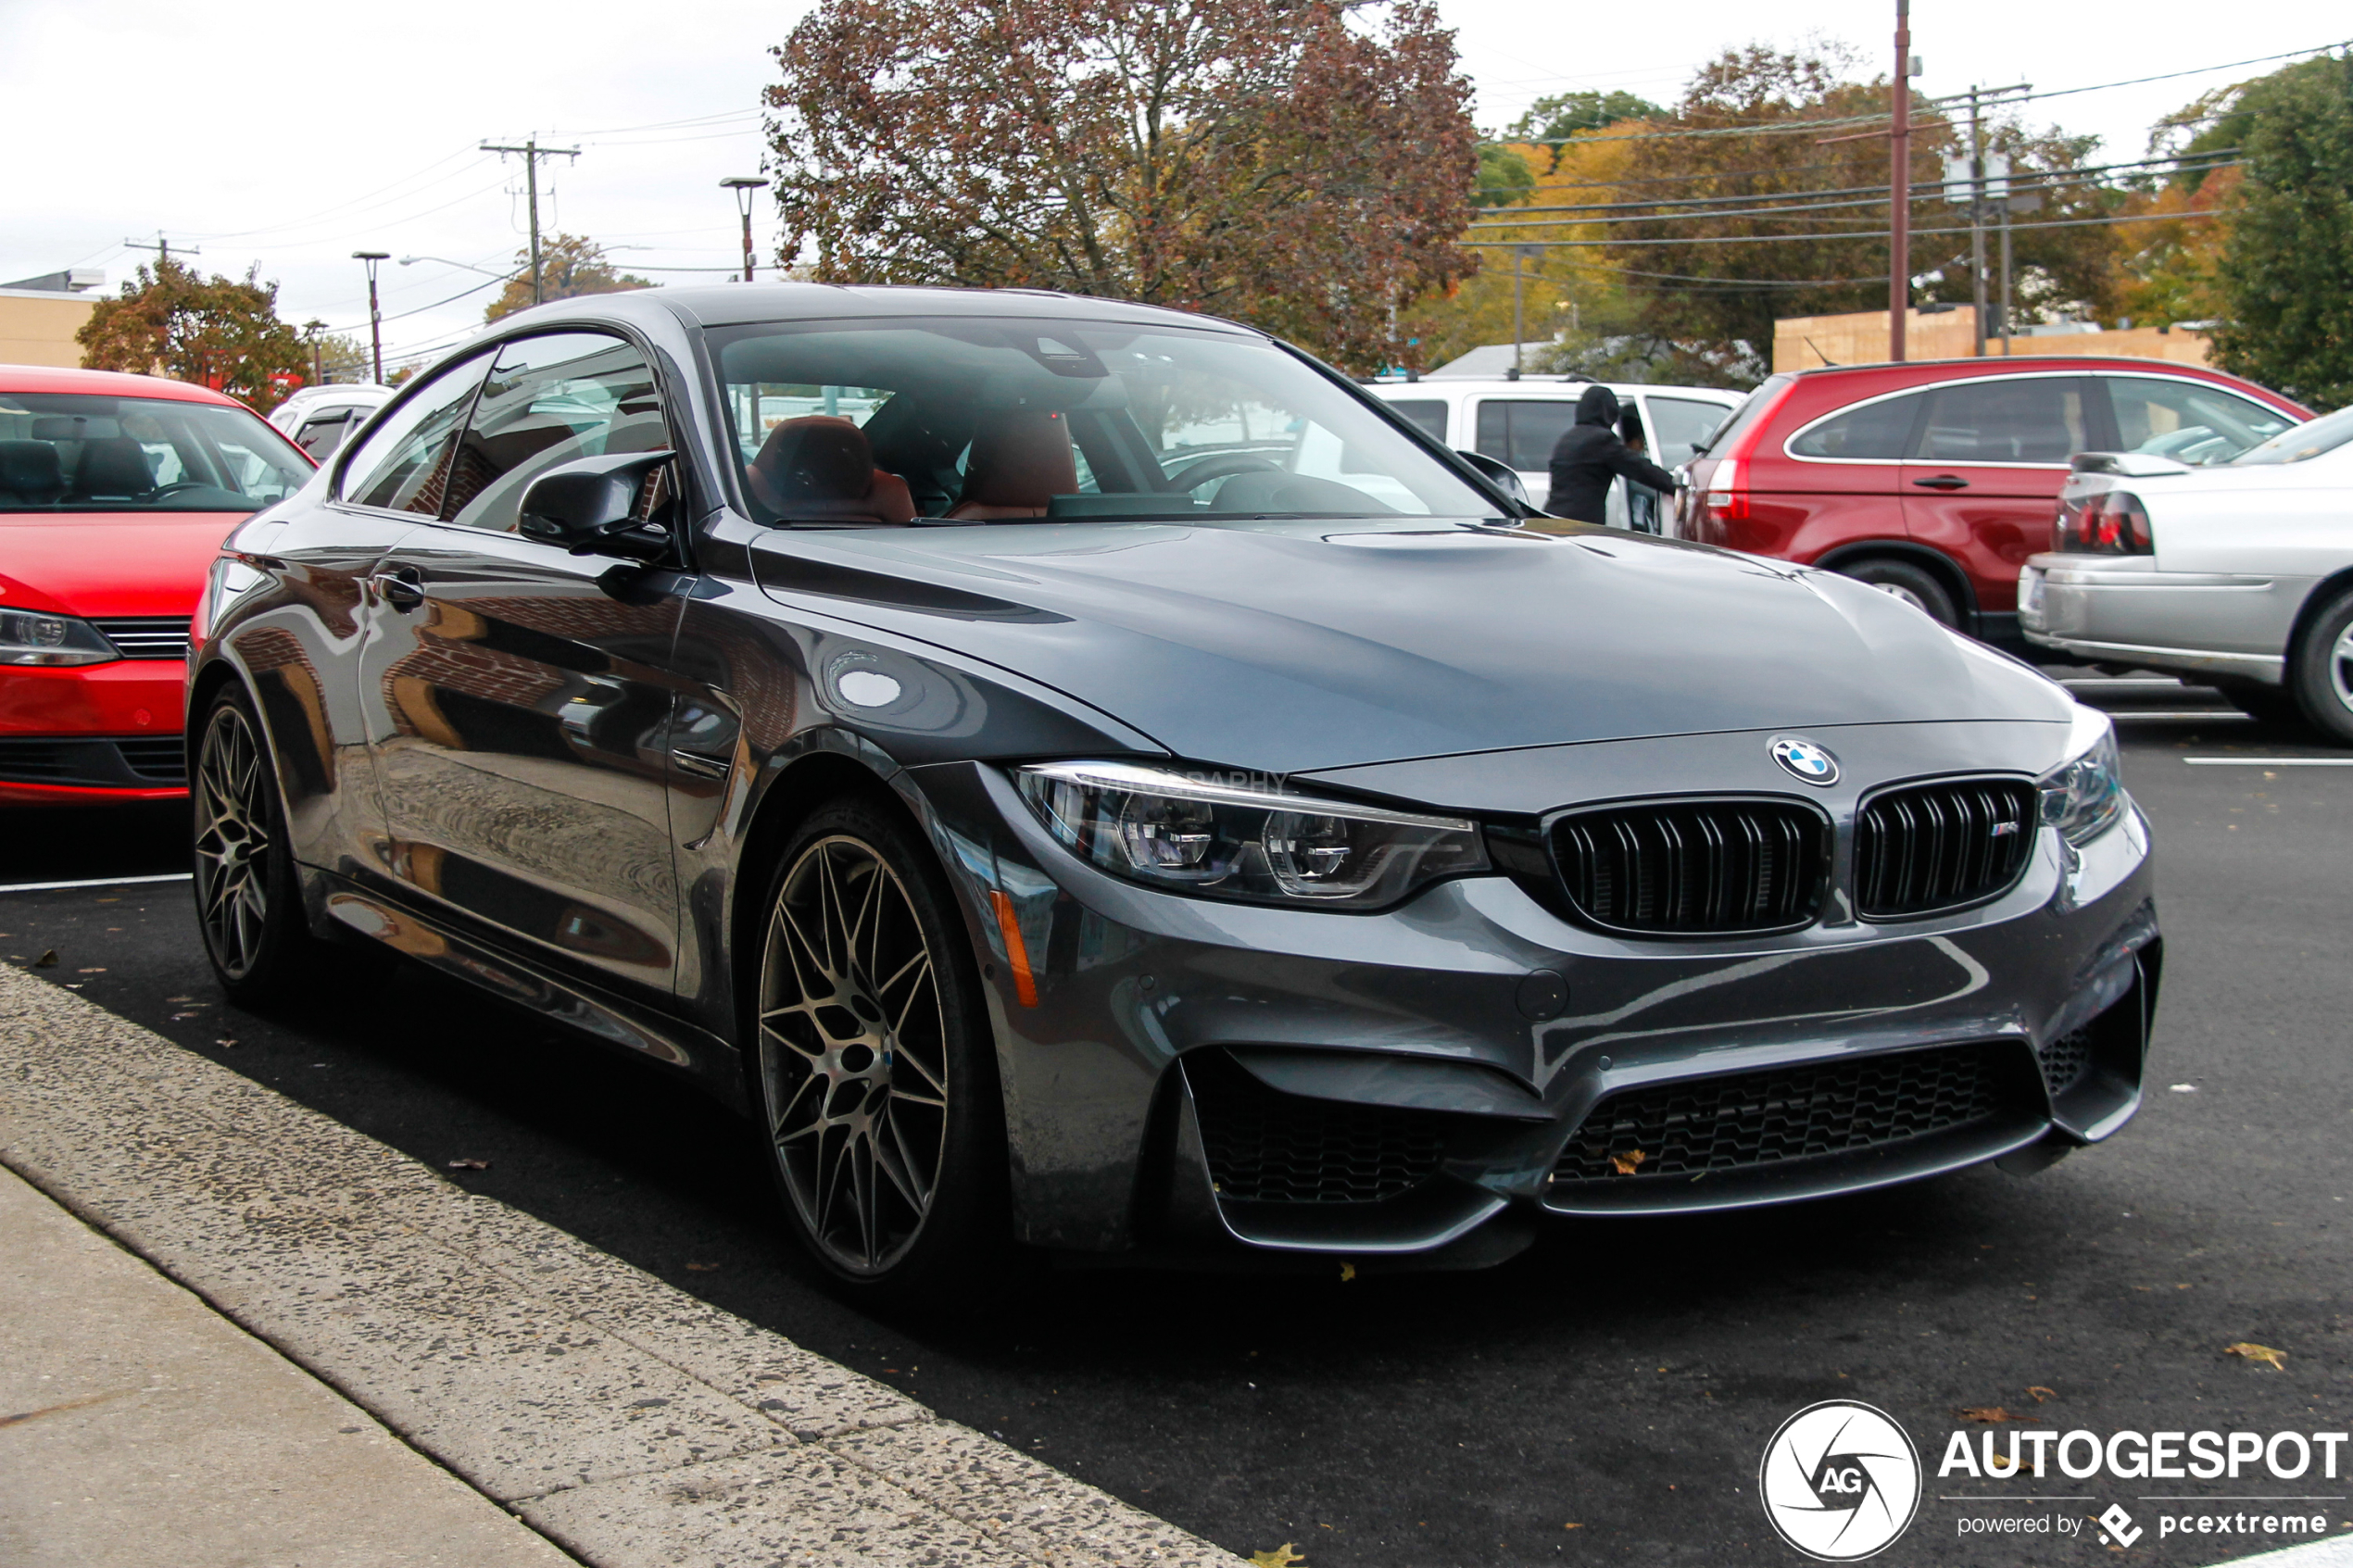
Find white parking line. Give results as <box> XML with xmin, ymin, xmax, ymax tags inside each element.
<box><xmin>0</xmin><ymin>872</ymin><xmax>194</xmax><ymax>895</ymax></box>
<box><xmin>2183</xmin><ymin>758</ymin><xmax>2353</xmax><ymax>767</ymax></box>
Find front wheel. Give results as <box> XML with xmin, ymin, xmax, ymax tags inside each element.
<box><xmin>753</xmin><ymin>797</ymin><xmax>1012</xmax><ymax>1299</ymax></box>
<box><xmin>191</xmin><ymin>685</ymin><xmax>329</xmax><ymax>1004</ymax></box>
<box><xmin>2287</xmin><ymin>587</ymin><xmax>2353</xmax><ymax>745</ymax></box>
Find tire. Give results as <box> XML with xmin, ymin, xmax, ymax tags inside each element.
<box><xmin>1837</xmin><ymin>558</ymin><xmax>1961</xmax><ymax>628</ymax></box>
<box><xmin>190</xmin><ymin>684</ymin><xmax>333</xmax><ymax>1005</ymax></box>
<box><xmin>2208</xmin><ymin>676</ymin><xmax>2305</xmax><ymax>728</ymax></box>
<box><xmin>752</xmin><ymin>796</ymin><xmax>1013</xmax><ymax>1300</ymax></box>
<box><xmin>2287</xmin><ymin>586</ymin><xmax>2353</xmax><ymax>745</ymax></box>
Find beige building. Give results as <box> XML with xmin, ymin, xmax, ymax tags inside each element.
<box><xmin>1772</xmin><ymin>307</ymin><xmax>2211</xmax><ymax>374</ymax></box>
<box><xmin>0</xmin><ymin>284</ymin><xmax>102</xmax><ymax>369</ymax></box>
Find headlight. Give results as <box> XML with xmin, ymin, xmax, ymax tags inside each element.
<box><xmin>1015</xmin><ymin>760</ymin><xmax>1489</xmax><ymax>909</ymax></box>
<box><xmin>2039</xmin><ymin>707</ymin><xmax>2125</xmax><ymax>846</ymax></box>
<box><xmin>0</xmin><ymin>609</ymin><xmax>117</xmax><ymax>667</ymax></box>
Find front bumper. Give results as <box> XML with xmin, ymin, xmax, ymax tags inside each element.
<box><xmin>2020</xmin><ymin>556</ymin><xmax>2294</xmax><ymax>684</ymax></box>
<box><xmin>911</xmin><ymin>734</ymin><xmax>2160</xmax><ymax>1268</ymax></box>
<box><xmin>0</xmin><ymin>660</ymin><xmax>191</xmax><ymax>804</ymax></box>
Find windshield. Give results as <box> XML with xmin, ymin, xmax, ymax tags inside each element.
<box><xmin>0</xmin><ymin>392</ymin><xmax>311</xmax><ymax>513</ymax></box>
<box><xmin>710</xmin><ymin>317</ymin><xmax>1495</xmax><ymax>526</ymax></box>
<box><xmin>2231</xmin><ymin>405</ymin><xmax>2353</xmax><ymax>467</ymax></box>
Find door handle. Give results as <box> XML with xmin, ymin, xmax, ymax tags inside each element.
<box><xmin>1911</xmin><ymin>474</ymin><xmax>1970</xmax><ymax>491</ymax></box>
<box><xmin>370</xmin><ymin>566</ymin><xmax>424</xmax><ymax>611</ymax></box>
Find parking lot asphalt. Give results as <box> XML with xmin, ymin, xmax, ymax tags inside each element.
<box><xmin>5</xmin><ymin>688</ymin><xmax>2349</xmax><ymax>1567</ymax></box>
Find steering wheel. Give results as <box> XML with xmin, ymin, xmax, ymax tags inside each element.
<box><xmin>142</xmin><ymin>481</ymin><xmax>218</xmax><ymax>499</ymax></box>
<box><xmin>1167</xmin><ymin>454</ymin><xmax>1284</xmax><ymax>493</ymax></box>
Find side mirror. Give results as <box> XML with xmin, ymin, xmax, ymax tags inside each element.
<box><xmin>518</xmin><ymin>450</ymin><xmax>675</xmax><ymax>561</ymax></box>
<box><xmin>1453</xmin><ymin>449</ymin><xmax>1532</xmax><ymax>511</ymax></box>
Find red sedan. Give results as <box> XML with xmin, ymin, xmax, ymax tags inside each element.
<box><xmin>2</xmin><ymin>366</ymin><xmax>313</xmax><ymax>806</ymax></box>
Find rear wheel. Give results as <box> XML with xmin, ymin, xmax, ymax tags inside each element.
<box><xmin>753</xmin><ymin>797</ymin><xmax>1012</xmax><ymax>1299</ymax></box>
<box><xmin>191</xmin><ymin>685</ymin><xmax>328</xmax><ymax>1004</ymax></box>
<box><xmin>1837</xmin><ymin>557</ymin><xmax>1961</xmax><ymax>628</ymax></box>
<box><xmin>2287</xmin><ymin>587</ymin><xmax>2353</xmax><ymax>745</ymax></box>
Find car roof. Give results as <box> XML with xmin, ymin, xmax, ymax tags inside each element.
<box><xmin>1782</xmin><ymin>356</ymin><xmax>2246</xmax><ymax>381</ymax></box>
<box><xmin>1369</xmin><ymin>379</ymin><xmax>1741</xmax><ymax>398</ymax></box>
<box><xmin>0</xmin><ymin>363</ymin><xmax>250</xmax><ymax>406</ymax></box>
<box><xmin>495</xmin><ymin>282</ymin><xmax>1264</xmax><ymax>339</ymax></box>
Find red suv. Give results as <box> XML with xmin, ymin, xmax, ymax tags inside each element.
<box><xmin>1678</xmin><ymin>358</ymin><xmax>2310</xmax><ymax>647</ymax></box>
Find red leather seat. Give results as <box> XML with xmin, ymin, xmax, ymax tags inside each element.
<box><xmin>747</xmin><ymin>416</ymin><xmax>915</xmax><ymax>524</ymax></box>
<box><xmin>946</xmin><ymin>409</ymin><xmax>1077</xmax><ymax>521</ymax></box>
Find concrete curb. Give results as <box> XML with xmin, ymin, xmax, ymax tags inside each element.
<box><xmin>0</xmin><ymin>963</ymin><xmax>1243</xmax><ymax>1568</ymax></box>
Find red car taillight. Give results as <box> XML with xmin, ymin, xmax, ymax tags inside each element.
<box><xmin>1704</xmin><ymin>458</ymin><xmax>1749</xmax><ymax>523</ymax></box>
<box><xmin>2056</xmin><ymin>491</ymin><xmax>2153</xmax><ymax>555</ymax></box>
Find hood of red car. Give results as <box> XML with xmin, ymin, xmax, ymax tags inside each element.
<box><xmin>0</xmin><ymin>512</ymin><xmax>244</xmax><ymax>618</ymax></box>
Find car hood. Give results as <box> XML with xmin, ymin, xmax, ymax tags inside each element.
<box><xmin>0</xmin><ymin>512</ymin><xmax>245</xmax><ymax>618</ymax></box>
<box><xmin>749</xmin><ymin>519</ymin><xmax>2071</xmax><ymax>775</ymax></box>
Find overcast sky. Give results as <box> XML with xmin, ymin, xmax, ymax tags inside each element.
<box><xmin>3</xmin><ymin>0</ymin><xmax>2343</xmax><ymax>373</ymax></box>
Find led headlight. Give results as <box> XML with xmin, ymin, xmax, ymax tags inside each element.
<box><xmin>2039</xmin><ymin>707</ymin><xmax>2126</xmax><ymax>846</ymax></box>
<box><xmin>0</xmin><ymin>609</ymin><xmax>118</xmax><ymax>667</ymax></box>
<box><xmin>1015</xmin><ymin>761</ymin><xmax>1489</xmax><ymax>909</ymax></box>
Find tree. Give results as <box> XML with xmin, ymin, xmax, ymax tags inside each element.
<box><xmin>76</xmin><ymin>257</ymin><xmax>309</xmax><ymax>411</ymax></box>
<box><xmin>483</xmin><ymin>234</ymin><xmax>652</xmax><ymax>323</ymax></box>
<box><xmin>762</xmin><ymin>0</ymin><xmax>1479</xmax><ymax>373</ymax></box>
<box><xmin>1506</xmin><ymin>90</ymin><xmax>1663</xmax><ymax>171</ymax></box>
<box><xmin>2203</xmin><ymin>55</ymin><xmax>2353</xmax><ymax>408</ymax></box>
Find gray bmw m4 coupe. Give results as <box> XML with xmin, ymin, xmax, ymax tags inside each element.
<box><xmin>186</xmin><ymin>285</ymin><xmax>2159</xmax><ymax>1296</ymax></box>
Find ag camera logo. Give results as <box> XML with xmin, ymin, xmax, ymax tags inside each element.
<box><xmin>1759</xmin><ymin>1400</ymin><xmax>1922</xmax><ymax>1561</ymax></box>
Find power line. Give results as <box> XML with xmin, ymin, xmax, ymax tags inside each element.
<box><xmin>1462</xmin><ymin>205</ymin><xmax>2225</xmax><ymax>249</ymax></box>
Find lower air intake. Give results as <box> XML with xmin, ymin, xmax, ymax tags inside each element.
<box><xmin>1552</xmin><ymin>1042</ymin><xmax>2008</xmax><ymax>1185</ymax></box>
<box><xmin>1187</xmin><ymin>1051</ymin><xmax>1445</xmax><ymax>1205</ymax></box>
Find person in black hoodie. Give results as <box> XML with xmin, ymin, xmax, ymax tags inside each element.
<box><xmin>1544</xmin><ymin>383</ymin><xmax>1680</xmax><ymax>522</ymax></box>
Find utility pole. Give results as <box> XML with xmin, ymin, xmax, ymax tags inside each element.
<box><xmin>481</xmin><ymin>137</ymin><xmax>581</xmax><ymax>307</ymax></box>
<box><xmin>1510</xmin><ymin>245</ymin><xmax>1542</xmax><ymax>379</ymax></box>
<box><xmin>303</xmin><ymin>319</ymin><xmax>327</xmax><ymax>386</ymax></box>
<box><xmin>721</xmin><ymin>177</ymin><xmax>769</xmax><ymax>282</ymax></box>
<box><xmin>1943</xmin><ymin>83</ymin><xmax>2029</xmax><ymax>358</ymax></box>
<box><xmin>121</xmin><ymin>234</ymin><xmax>197</xmax><ymax>270</ymax></box>
<box><xmin>352</xmin><ymin>253</ymin><xmax>388</xmax><ymax>384</ymax></box>
<box><xmin>1888</xmin><ymin>0</ymin><xmax>1911</xmax><ymax>362</ymax></box>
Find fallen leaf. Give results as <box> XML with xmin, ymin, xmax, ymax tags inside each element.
<box><xmin>685</xmin><ymin>1262</ymin><xmax>721</xmax><ymax>1273</ymax></box>
<box><xmin>446</xmin><ymin>1158</ymin><xmax>491</xmax><ymax>1172</ymax></box>
<box><xmin>2027</xmin><ymin>1386</ymin><xmax>2057</xmax><ymax>1402</ymax></box>
<box><xmin>2225</xmin><ymin>1341</ymin><xmax>2286</xmax><ymax>1371</ymax></box>
<box><xmin>76</xmin><ymin>967</ymin><xmax>106</xmax><ymax>973</ymax></box>
<box><xmin>1960</xmin><ymin>1407</ymin><xmax>2012</xmax><ymax>1423</ymax></box>
<box><xmin>1251</xmin><ymin>1548</ymin><xmax>1305</xmax><ymax>1568</ymax></box>
<box><xmin>1564</xmin><ymin>1522</ymin><xmax>1584</xmax><ymax>1530</ymax></box>
<box><xmin>32</xmin><ymin>950</ymin><xmax>57</xmax><ymax>968</ymax></box>
<box><xmin>215</xmin><ymin>1038</ymin><xmax>237</xmax><ymax>1048</ymax></box>
<box><xmin>1611</xmin><ymin>1149</ymin><xmax>1646</xmax><ymax>1175</ymax></box>
<box><xmin>1339</xmin><ymin>1262</ymin><xmax>1356</xmax><ymax>1283</ymax></box>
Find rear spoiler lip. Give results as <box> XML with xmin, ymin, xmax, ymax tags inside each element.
<box><xmin>2070</xmin><ymin>450</ymin><xmax>2195</xmax><ymax>478</ymax></box>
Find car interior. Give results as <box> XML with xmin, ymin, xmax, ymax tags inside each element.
<box><xmin>711</xmin><ymin>319</ymin><xmax>1485</xmax><ymax>527</ymax></box>
<box><xmin>0</xmin><ymin>394</ymin><xmax>309</xmax><ymax>511</ymax></box>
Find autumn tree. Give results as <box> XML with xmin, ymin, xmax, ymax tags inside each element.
<box><xmin>484</xmin><ymin>234</ymin><xmax>652</xmax><ymax>323</ymax></box>
<box><xmin>76</xmin><ymin>257</ymin><xmax>309</xmax><ymax>410</ymax></box>
<box><xmin>763</xmin><ymin>0</ymin><xmax>1479</xmax><ymax>373</ymax></box>
<box><xmin>2201</xmin><ymin>54</ymin><xmax>2353</xmax><ymax>408</ymax></box>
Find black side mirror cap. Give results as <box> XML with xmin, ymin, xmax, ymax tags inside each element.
<box><xmin>1454</xmin><ymin>449</ymin><xmax>1533</xmax><ymax>511</ymax></box>
<box><xmin>518</xmin><ymin>449</ymin><xmax>674</xmax><ymax>561</ymax></box>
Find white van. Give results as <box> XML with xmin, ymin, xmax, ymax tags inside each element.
<box><xmin>1365</xmin><ymin>377</ymin><xmax>1741</xmax><ymax>532</ymax></box>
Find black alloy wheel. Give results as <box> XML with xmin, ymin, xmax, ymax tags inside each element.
<box><xmin>192</xmin><ymin>687</ymin><xmax>321</xmax><ymax>1003</ymax></box>
<box><xmin>754</xmin><ymin>797</ymin><xmax>1009</xmax><ymax>1295</ymax></box>
<box><xmin>2288</xmin><ymin>586</ymin><xmax>2353</xmax><ymax>746</ymax></box>
<box><xmin>1839</xmin><ymin>558</ymin><xmax>1960</xmax><ymax>628</ymax></box>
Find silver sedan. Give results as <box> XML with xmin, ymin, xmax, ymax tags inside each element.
<box><xmin>2021</xmin><ymin>405</ymin><xmax>2353</xmax><ymax>742</ymax></box>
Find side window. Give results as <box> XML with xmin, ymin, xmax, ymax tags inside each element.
<box><xmin>441</xmin><ymin>332</ymin><xmax>669</xmax><ymax>533</ymax></box>
<box><xmin>1644</xmin><ymin>396</ymin><xmax>1733</xmax><ymax>466</ymax></box>
<box><xmin>340</xmin><ymin>351</ymin><xmax>496</xmax><ymax>512</ymax></box>
<box><xmin>1474</xmin><ymin>399</ymin><xmax>1579</xmax><ymax>471</ymax></box>
<box><xmin>2103</xmin><ymin>377</ymin><xmax>2294</xmax><ymax>466</ymax></box>
<box><xmin>1388</xmin><ymin>399</ymin><xmax>1448</xmax><ymax>443</ymax></box>
<box><xmin>1788</xmin><ymin>393</ymin><xmax>1921</xmax><ymax>460</ymax></box>
<box><xmin>1913</xmin><ymin>377</ymin><xmax>2090</xmax><ymax>465</ymax></box>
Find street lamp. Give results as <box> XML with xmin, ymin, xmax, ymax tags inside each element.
<box><xmin>352</xmin><ymin>251</ymin><xmax>389</xmax><ymax>384</ymax></box>
<box><xmin>721</xmin><ymin>176</ymin><xmax>769</xmax><ymax>282</ymax></box>
<box><xmin>399</xmin><ymin>255</ymin><xmax>522</xmax><ymax>280</ymax></box>
<box><xmin>302</xmin><ymin>319</ymin><xmax>327</xmax><ymax>387</ymax></box>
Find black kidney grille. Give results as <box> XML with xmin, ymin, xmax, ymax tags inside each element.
<box><xmin>1551</xmin><ymin>799</ymin><xmax>1827</xmax><ymax>934</ymax></box>
<box><xmin>1554</xmin><ymin>1043</ymin><xmax>2007</xmax><ymax>1184</ymax></box>
<box><xmin>91</xmin><ymin>617</ymin><xmax>193</xmax><ymax>659</ymax></box>
<box><xmin>1189</xmin><ymin>1052</ymin><xmax>1445</xmax><ymax>1205</ymax></box>
<box><xmin>1855</xmin><ymin>777</ymin><xmax>2037</xmax><ymax>918</ymax></box>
